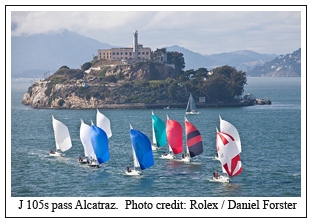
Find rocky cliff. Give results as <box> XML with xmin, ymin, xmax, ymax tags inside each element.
<box><xmin>22</xmin><ymin>61</ymin><xmax>181</xmax><ymax>109</ymax></box>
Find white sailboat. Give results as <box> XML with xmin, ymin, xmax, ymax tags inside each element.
<box><xmin>185</xmin><ymin>93</ymin><xmax>199</xmax><ymax>114</ymax></box>
<box><xmin>79</xmin><ymin>119</ymin><xmax>96</xmax><ymax>164</ymax></box>
<box><xmin>50</xmin><ymin>115</ymin><xmax>72</xmax><ymax>156</ymax></box>
<box><xmin>126</xmin><ymin>124</ymin><xmax>141</xmax><ymax>175</ymax></box>
<box><xmin>213</xmin><ymin>115</ymin><xmax>242</xmax><ymax>182</ymax></box>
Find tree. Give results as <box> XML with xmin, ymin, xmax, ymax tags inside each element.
<box><xmin>180</xmin><ymin>69</ymin><xmax>195</xmax><ymax>82</ymax></box>
<box><xmin>193</xmin><ymin>68</ymin><xmax>208</xmax><ymax>81</ymax></box>
<box><xmin>81</xmin><ymin>62</ymin><xmax>92</xmax><ymax>71</ymax></box>
<box><xmin>168</xmin><ymin>81</ymin><xmax>179</xmax><ymax>100</ymax></box>
<box><xmin>200</xmin><ymin>65</ymin><xmax>247</xmax><ymax>102</ymax></box>
<box><xmin>167</xmin><ymin>51</ymin><xmax>185</xmax><ymax>74</ymax></box>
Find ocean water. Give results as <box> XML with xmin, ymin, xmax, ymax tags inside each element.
<box><xmin>10</xmin><ymin>77</ymin><xmax>302</xmax><ymax>197</ymax></box>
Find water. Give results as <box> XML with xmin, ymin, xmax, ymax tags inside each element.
<box><xmin>10</xmin><ymin>77</ymin><xmax>301</xmax><ymax>197</ymax></box>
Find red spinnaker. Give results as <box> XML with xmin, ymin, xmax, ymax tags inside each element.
<box><xmin>166</xmin><ymin>119</ymin><xmax>183</xmax><ymax>154</ymax></box>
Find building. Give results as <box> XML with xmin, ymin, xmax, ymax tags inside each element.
<box><xmin>98</xmin><ymin>30</ymin><xmax>152</xmax><ymax>62</ymax></box>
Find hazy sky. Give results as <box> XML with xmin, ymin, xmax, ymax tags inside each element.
<box><xmin>10</xmin><ymin>6</ymin><xmax>303</xmax><ymax>55</ymax></box>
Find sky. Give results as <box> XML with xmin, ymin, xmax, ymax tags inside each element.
<box><xmin>10</xmin><ymin>6</ymin><xmax>304</xmax><ymax>56</ymax></box>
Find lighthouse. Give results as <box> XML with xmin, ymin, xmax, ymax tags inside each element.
<box><xmin>133</xmin><ymin>30</ymin><xmax>138</xmax><ymax>60</ymax></box>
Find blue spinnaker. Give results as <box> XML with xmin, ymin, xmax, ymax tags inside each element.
<box><xmin>90</xmin><ymin>125</ymin><xmax>109</xmax><ymax>164</ymax></box>
<box><xmin>130</xmin><ymin>129</ymin><xmax>154</xmax><ymax>170</ymax></box>
<box><xmin>152</xmin><ymin>114</ymin><xmax>167</xmax><ymax>147</ymax></box>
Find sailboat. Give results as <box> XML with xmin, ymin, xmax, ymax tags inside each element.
<box><xmin>162</xmin><ymin>115</ymin><xmax>183</xmax><ymax>159</ymax></box>
<box><xmin>126</xmin><ymin>124</ymin><xmax>154</xmax><ymax>175</ymax></box>
<box><xmin>151</xmin><ymin>111</ymin><xmax>167</xmax><ymax>150</ymax></box>
<box><xmin>96</xmin><ymin>109</ymin><xmax>112</xmax><ymax>139</ymax></box>
<box><xmin>185</xmin><ymin>93</ymin><xmax>199</xmax><ymax>114</ymax></box>
<box><xmin>90</xmin><ymin>124</ymin><xmax>110</xmax><ymax>167</ymax></box>
<box><xmin>79</xmin><ymin>119</ymin><xmax>96</xmax><ymax>164</ymax></box>
<box><xmin>50</xmin><ymin>115</ymin><xmax>72</xmax><ymax>156</ymax></box>
<box><xmin>214</xmin><ymin>115</ymin><xmax>242</xmax><ymax>182</ymax></box>
<box><xmin>182</xmin><ymin>117</ymin><xmax>203</xmax><ymax>162</ymax></box>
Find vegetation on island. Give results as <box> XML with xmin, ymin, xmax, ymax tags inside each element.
<box><xmin>28</xmin><ymin>50</ymin><xmax>247</xmax><ymax>108</ymax></box>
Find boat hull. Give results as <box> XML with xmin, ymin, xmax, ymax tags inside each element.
<box><xmin>212</xmin><ymin>175</ymin><xmax>229</xmax><ymax>182</ymax></box>
<box><xmin>125</xmin><ymin>170</ymin><xmax>141</xmax><ymax>176</ymax></box>
<box><xmin>181</xmin><ymin>156</ymin><xmax>191</xmax><ymax>162</ymax></box>
<box><xmin>49</xmin><ymin>151</ymin><xmax>62</xmax><ymax>157</ymax></box>
<box><xmin>186</xmin><ymin>111</ymin><xmax>199</xmax><ymax>115</ymax></box>
<box><xmin>78</xmin><ymin>159</ymin><xmax>88</xmax><ymax>164</ymax></box>
<box><xmin>161</xmin><ymin>153</ymin><xmax>174</xmax><ymax>159</ymax></box>
<box><xmin>88</xmin><ymin>162</ymin><xmax>99</xmax><ymax>168</ymax></box>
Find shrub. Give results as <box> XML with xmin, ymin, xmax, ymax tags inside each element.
<box><xmin>57</xmin><ymin>99</ymin><xmax>65</xmax><ymax>106</ymax></box>
<box><xmin>81</xmin><ymin>62</ymin><xmax>92</xmax><ymax>71</ymax></box>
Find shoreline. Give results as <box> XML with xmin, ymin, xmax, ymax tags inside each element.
<box><xmin>30</xmin><ymin>101</ymin><xmax>255</xmax><ymax>110</ymax></box>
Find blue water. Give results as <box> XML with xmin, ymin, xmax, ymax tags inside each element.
<box><xmin>10</xmin><ymin>77</ymin><xmax>302</xmax><ymax>197</ymax></box>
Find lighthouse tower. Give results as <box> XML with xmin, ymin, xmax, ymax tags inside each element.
<box><xmin>133</xmin><ymin>30</ymin><xmax>138</xmax><ymax>60</ymax></box>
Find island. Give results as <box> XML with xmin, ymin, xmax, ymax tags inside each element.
<box><xmin>22</xmin><ymin>54</ymin><xmax>253</xmax><ymax>109</ymax></box>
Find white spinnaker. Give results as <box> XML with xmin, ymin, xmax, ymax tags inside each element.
<box><xmin>219</xmin><ymin>115</ymin><xmax>241</xmax><ymax>153</ymax></box>
<box><xmin>97</xmin><ymin>109</ymin><xmax>112</xmax><ymax>138</ymax></box>
<box><xmin>80</xmin><ymin>119</ymin><xmax>96</xmax><ymax>159</ymax></box>
<box><xmin>216</xmin><ymin>132</ymin><xmax>240</xmax><ymax>174</ymax></box>
<box><xmin>52</xmin><ymin>115</ymin><xmax>72</xmax><ymax>152</ymax></box>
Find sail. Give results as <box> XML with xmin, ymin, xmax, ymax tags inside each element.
<box><xmin>151</xmin><ymin>112</ymin><xmax>167</xmax><ymax>147</ymax></box>
<box><xmin>130</xmin><ymin>128</ymin><xmax>154</xmax><ymax>170</ymax></box>
<box><xmin>185</xmin><ymin>118</ymin><xmax>203</xmax><ymax>157</ymax></box>
<box><xmin>80</xmin><ymin>119</ymin><xmax>96</xmax><ymax>159</ymax></box>
<box><xmin>186</xmin><ymin>93</ymin><xmax>197</xmax><ymax>112</ymax></box>
<box><xmin>220</xmin><ymin>115</ymin><xmax>241</xmax><ymax>153</ymax></box>
<box><xmin>96</xmin><ymin>109</ymin><xmax>112</xmax><ymax>138</ymax></box>
<box><xmin>166</xmin><ymin>117</ymin><xmax>183</xmax><ymax>154</ymax></box>
<box><xmin>90</xmin><ymin>125</ymin><xmax>109</xmax><ymax>164</ymax></box>
<box><xmin>216</xmin><ymin>117</ymin><xmax>242</xmax><ymax>177</ymax></box>
<box><xmin>52</xmin><ymin>115</ymin><xmax>72</xmax><ymax>152</ymax></box>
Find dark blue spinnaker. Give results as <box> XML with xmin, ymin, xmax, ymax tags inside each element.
<box><xmin>130</xmin><ymin>129</ymin><xmax>154</xmax><ymax>170</ymax></box>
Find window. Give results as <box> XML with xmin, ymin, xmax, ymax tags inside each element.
<box><xmin>146</xmin><ymin>52</ymin><xmax>149</xmax><ymax>55</ymax></box>
<box><xmin>113</xmin><ymin>52</ymin><xmax>115</xmax><ymax>55</ymax></box>
<box><xmin>130</xmin><ymin>52</ymin><xmax>132</xmax><ymax>56</ymax></box>
<box><xmin>117</xmin><ymin>52</ymin><xmax>119</xmax><ymax>55</ymax></box>
<box><xmin>125</xmin><ymin>57</ymin><xmax>128</xmax><ymax>59</ymax></box>
<box><xmin>138</xmin><ymin>52</ymin><xmax>141</xmax><ymax>55</ymax></box>
<box><xmin>142</xmin><ymin>52</ymin><xmax>145</xmax><ymax>55</ymax></box>
<box><xmin>125</xmin><ymin>52</ymin><xmax>128</xmax><ymax>55</ymax></box>
<box><xmin>121</xmin><ymin>52</ymin><xmax>123</xmax><ymax>55</ymax></box>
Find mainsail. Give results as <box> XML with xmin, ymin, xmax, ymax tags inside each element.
<box><xmin>216</xmin><ymin>116</ymin><xmax>242</xmax><ymax>177</ymax></box>
<box><xmin>130</xmin><ymin>126</ymin><xmax>154</xmax><ymax>170</ymax></box>
<box><xmin>90</xmin><ymin>125</ymin><xmax>109</xmax><ymax>164</ymax></box>
<box><xmin>166</xmin><ymin>116</ymin><xmax>183</xmax><ymax>154</ymax></box>
<box><xmin>96</xmin><ymin>109</ymin><xmax>112</xmax><ymax>138</ymax></box>
<box><xmin>186</xmin><ymin>93</ymin><xmax>197</xmax><ymax>113</ymax></box>
<box><xmin>52</xmin><ymin>115</ymin><xmax>72</xmax><ymax>152</ymax></box>
<box><xmin>185</xmin><ymin>117</ymin><xmax>203</xmax><ymax>157</ymax></box>
<box><xmin>151</xmin><ymin>111</ymin><xmax>167</xmax><ymax>147</ymax></box>
<box><xmin>80</xmin><ymin>119</ymin><xmax>96</xmax><ymax>159</ymax></box>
